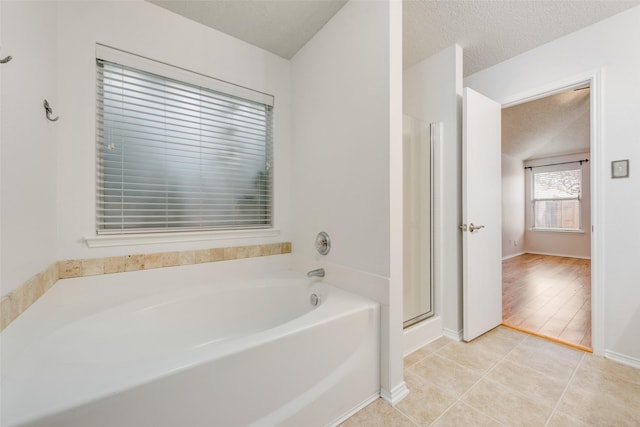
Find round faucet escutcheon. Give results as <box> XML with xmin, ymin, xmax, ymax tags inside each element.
<box><xmin>315</xmin><ymin>231</ymin><xmax>331</xmax><ymax>255</ymax></box>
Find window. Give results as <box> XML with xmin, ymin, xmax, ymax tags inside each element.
<box><xmin>532</xmin><ymin>168</ymin><xmax>581</xmax><ymax>230</ymax></box>
<box><xmin>96</xmin><ymin>48</ymin><xmax>273</xmax><ymax>235</ymax></box>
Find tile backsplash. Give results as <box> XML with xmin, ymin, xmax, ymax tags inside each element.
<box><xmin>0</xmin><ymin>242</ymin><xmax>292</xmax><ymax>331</ymax></box>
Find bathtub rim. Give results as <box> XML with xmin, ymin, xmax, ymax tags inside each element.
<box><xmin>1</xmin><ymin>268</ymin><xmax>379</xmax><ymax>427</ymax></box>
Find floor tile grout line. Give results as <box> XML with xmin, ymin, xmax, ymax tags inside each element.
<box><xmin>544</xmin><ymin>351</ymin><xmax>586</xmax><ymax>426</ymax></box>
<box><xmin>391</xmin><ymin>405</ymin><xmax>421</xmax><ymax>427</ymax></box>
<box><xmin>500</xmin><ymin>333</ymin><xmax>589</xmax><ymax>380</ymax></box>
<box><xmin>403</xmin><ymin>328</ymin><xmax>589</xmax><ymax>426</ymax></box>
<box><xmin>405</xmin><ymin>349</ymin><xmax>500</xmax><ymax>425</ymax></box>
<box><xmin>497</xmin><ymin>350</ymin><xmax>581</xmax><ymax>385</ymax></box>
<box><xmin>393</xmin><ymin>405</ymin><xmax>423</xmax><ymax>426</ymax></box>
<box><xmin>403</xmin><ymin>337</ymin><xmax>451</xmax><ymax>371</ymax></box>
<box><xmin>457</xmin><ymin>335</ymin><xmax>536</xmax><ymax>425</ymax></box>
<box><xmin>427</xmin><ymin>400</ymin><xmax>507</xmax><ymax>427</ymax></box>
<box><xmin>426</xmin><ymin>332</ymin><xmax>527</xmax><ymax>426</ymax></box>
<box><xmin>401</xmin><ymin>359</ymin><xmax>463</xmax><ymax>426</ymax></box>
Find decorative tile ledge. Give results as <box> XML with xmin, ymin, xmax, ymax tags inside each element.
<box><xmin>1</xmin><ymin>242</ymin><xmax>291</xmax><ymax>331</ymax></box>
<box><xmin>1</xmin><ymin>263</ymin><xmax>58</xmax><ymax>331</ymax></box>
<box><xmin>58</xmin><ymin>242</ymin><xmax>291</xmax><ymax>279</ymax></box>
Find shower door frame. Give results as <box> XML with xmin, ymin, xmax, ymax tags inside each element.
<box><xmin>403</xmin><ymin>121</ymin><xmax>436</xmax><ymax>329</ymax></box>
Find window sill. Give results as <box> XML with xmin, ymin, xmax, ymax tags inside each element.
<box><xmin>85</xmin><ymin>228</ymin><xmax>281</xmax><ymax>248</ymax></box>
<box><xmin>529</xmin><ymin>228</ymin><xmax>585</xmax><ymax>234</ymax></box>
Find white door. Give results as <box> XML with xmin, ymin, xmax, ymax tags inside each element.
<box><xmin>462</xmin><ymin>88</ymin><xmax>502</xmax><ymax>342</ymax></box>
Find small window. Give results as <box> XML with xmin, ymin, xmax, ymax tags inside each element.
<box><xmin>96</xmin><ymin>56</ymin><xmax>273</xmax><ymax>234</ymax></box>
<box><xmin>532</xmin><ymin>168</ymin><xmax>581</xmax><ymax>230</ymax></box>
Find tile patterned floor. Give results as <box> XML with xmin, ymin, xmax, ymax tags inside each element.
<box><xmin>341</xmin><ymin>326</ymin><xmax>640</xmax><ymax>426</ymax></box>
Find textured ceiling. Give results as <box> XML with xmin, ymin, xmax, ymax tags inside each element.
<box><xmin>148</xmin><ymin>0</ymin><xmax>639</xmax><ymax>76</ymax></box>
<box><xmin>147</xmin><ymin>1</ymin><xmax>625</xmax><ymax>161</ymax></box>
<box><xmin>403</xmin><ymin>0</ymin><xmax>639</xmax><ymax>76</ymax></box>
<box><xmin>502</xmin><ymin>88</ymin><xmax>590</xmax><ymax>161</ymax></box>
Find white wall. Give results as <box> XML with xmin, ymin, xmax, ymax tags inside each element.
<box><xmin>523</xmin><ymin>153</ymin><xmax>591</xmax><ymax>259</ymax></box>
<box><xmin>501</xmin><ymin>154</ymin><xmax>525</xmax><ymax>259</ymax></box>
<box><xmin>465</xmin><ymin>6</ymin><xmax>640</xmax><ymax>361</ymax></box>
<box><xmin>1</xmin><ymin>1</ymin><xmax>58</xmax><ymax>296</ymax></box>
<box><xmin>290</xmin><ymin>2</ymin><xmax>390</xmax><ymax>277</ymax></box>
<box><xmin>290</xmin><ymin>0</ymin><xmax>405</xmax><ymax>401</ymax></box>
<box><xmin>55</xmin><ymin>0</ymin><xmax>292</xmax><ymax>260</ymax></box>
<box><xmin>403</xmin><ymin>45</ymin><xmax>463</xmax><ymax>337</ymax></box>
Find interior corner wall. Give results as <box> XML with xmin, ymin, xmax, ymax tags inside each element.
<box><xmin>465</xmin><ymin>5</ymin><xmax>640</xmax><ymax>361</ymax></box>
<box><xmin>523</xmin><ymin>153</ymin><xmax>591</xmax><ymax>259</ymax></box>
<box><xmin>501</xmin><ymin>154</ymin><xmax>525</xmax><ymax>259</ymax></box>
<box><xmin>1</xmin><ymin>1</ymin><xmax>58</xmax><ymax>297</ymax></box>
<box><xmin>290</xmin><ymin>0</ymin><xmax>401</xmax><ymax>397</ymax></box>
<box><xmin>55</xmin><ymin>0</ymin><xmax>292</xmax><ymax>261</ymax></box>
<box><xmin>403</xmin><ymin>45</ymin><xmax>463</xmax><ymax>336</ymax></box>
<box><xmin>290</xmin><ymin>1</ymin><xmax>391</xmax><ymax>277</ymax></box>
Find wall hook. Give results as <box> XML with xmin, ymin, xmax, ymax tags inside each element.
<box><xmin>44</xmin><ymin>99</ymin><xmax>59</xmax><ymax>122</ymax></box>
<box><xmin>0</xmin><ymin>55</ymin><xmax>12</xmax><ymax>64</ymax></box>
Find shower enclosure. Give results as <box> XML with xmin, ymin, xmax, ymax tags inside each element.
<box><xmin>403</xmin><ymin>115</ymin><xmax>434</xmax><ymax>327</ymax></box>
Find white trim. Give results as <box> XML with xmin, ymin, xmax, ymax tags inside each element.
<box><xmin>442</xmin><ymin>328</ymin><xmax>463</xmax><ymax>341</ymax></box>
<box><xmin>327</xmin><ymin>393</ymin><xmax>379</xmax><ymax>427</ymax></box>
<box><xmin>403</xmin><ymin>316</ymin><xmax>443</xmax><ymax>356</ymax></box>
<box><xmin>502</xmin><ymin>251</ymin><xmax>526</xmax><ymax>261</ymax></box>
<box><xmin>589</xmin><ymin>70</ymin><xmax>604</xmax><ymax>356</ymax></box>
<box><xmin>499</xmin><ymin>70</ymin><xmax>599</xmax><ymax>108</ymax></box>
<box><xmin>431</xmin><ymin>122</ymin><xmax>445</xmax><ymax>332</ymax></box>
<box><xmin>380</xmin><ymin>381</ymin><xmax>409</xmax><ymax>406</ymax></box>
<box><xmin>524</xmin><ymin>251</ymin><xmax>591</xmax><ymax>260</ymax></box>
<box><xmin>494</xmin><ymin>69</ymin><xmax>603</xmax><ymax>356</ymax></box>
<box><xmin>604</xmin><ymin>350</ymin><xmax>640</xmax><ymax>369</ymax></box>
<box><xmin>85</xmin><ymin>228</ymin><xmax>281</xmax><ymax>248</ymax></box>
<box><xmin>95</xmin><ymin>44</ymin><xmax>274</xmax><ymax>106</ymax></box>
<box><xmin>530</xmin><ymin>228</ymin><xmax>585</xmax><ymax>234</ymax></box>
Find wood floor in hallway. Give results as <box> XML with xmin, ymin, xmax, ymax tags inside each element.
<box><xmin>502</xmin><ymin>253</ymin><xmax>591</xmax><ymax>349</ymax></box>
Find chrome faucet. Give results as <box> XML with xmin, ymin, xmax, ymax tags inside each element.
<box><xmin>307</xmin><ymin>268</ymin><xmax>325</xmax><ymax>278</ymax></box>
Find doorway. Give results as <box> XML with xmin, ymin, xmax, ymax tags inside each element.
<box><xmin>500</xmin><ymin>86</ymin><xmax>592</xmax><ymax>349</ymax></box>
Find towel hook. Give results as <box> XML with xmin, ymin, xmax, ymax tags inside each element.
<box><xmin>0</xmin><ymin>55</ymin><xmax>12</xmax><ymax>64</ymax></box>
<box><xmin>43</xmin><ymin>99</ymin><xmax>59</xmax><ymax>122</ymax></box>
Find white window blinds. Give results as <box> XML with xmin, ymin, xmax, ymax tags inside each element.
<box><xmin>96</xmin><ymin>55</ymin><xmax>273</xmax><ymax>234</ymax></box>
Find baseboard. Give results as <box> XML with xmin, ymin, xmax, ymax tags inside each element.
<box><xmin>502</xmin><ymin>252</ymin><xmax>526</xmax><ymax>261</ymax></box>
<box><xmin>442</xmin><ymin>328</ymin><xmax>463</xmax><ymax>341</ymax></box>
<box><xmin>327</xmin><ymin>392</ymin><xmax>379</xmax><ymax>427</ymax></box>
<box><xmin>403</xmin><ymin>316</ymin><xmax>442</xmax><ymax>356</ymax></box>
<box><xmin>604</xmin><ymin>350</ymin><xmax>640</xmax><ymax>369</ymax></box>
<box><xmin>380</xmin><ymin>381</ymin><xmax>409</xmax><ymax>406</ymax></box>
<box><xmin>524</xmin><ymin>251</ymin><xmax>591</xmax><ymax>260</ymax></box>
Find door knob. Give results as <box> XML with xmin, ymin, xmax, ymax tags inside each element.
<box><xmin>469</xmin><ymin>223</ymin><xmax>485</xmax><ymax>232</ymax></box>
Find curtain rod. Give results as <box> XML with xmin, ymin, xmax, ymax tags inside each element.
<box><xmin>524</xmin><ymin>158</ymin><xmax>589</xmax><ymax>170</ymax></box>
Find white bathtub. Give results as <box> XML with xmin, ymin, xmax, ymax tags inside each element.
<box><xmin>1</xmin><ymin>266</ymin><xmax>380</xmax><ymax>427</ymax></box>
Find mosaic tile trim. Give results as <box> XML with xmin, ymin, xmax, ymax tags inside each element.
<box><xmin>0</xmin><ymin>242</ymin><xmax>291</xmax><ymax>331</ymax></box>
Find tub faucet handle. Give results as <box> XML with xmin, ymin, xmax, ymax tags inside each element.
<box><xmin>307</xmin><ymin>268</ymin><xmax>325</xmax><ymax>278</ymax></box>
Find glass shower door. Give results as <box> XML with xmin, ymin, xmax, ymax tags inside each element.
<box><xmin>403</xmin><ymin>115</ymin><xmax>433</xmax><ymax>327</ymax></box>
